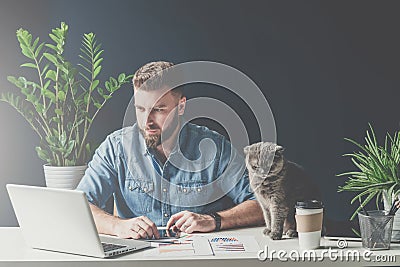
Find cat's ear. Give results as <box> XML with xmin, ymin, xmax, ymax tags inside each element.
<box><xmin>275</xmin><ymin>145</ymin><xmax>285</xmax><ymax>153</ymax></box>
<box><xmin>243</xmin><ymin>145</ymin><xmax>250</xmax><ymax>155</ymax></box>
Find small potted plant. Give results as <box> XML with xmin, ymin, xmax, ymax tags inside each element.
<box><xmin>0</xmin><ymin>22</ymin><xmax>132</xmax><ymax>189</ymax></box>
<box><xmin>337</xmin><ymin>124</ymin><xmax>400</xmax><ymax>237</ymax></box>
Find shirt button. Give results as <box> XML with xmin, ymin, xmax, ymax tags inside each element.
<box><xmin>143</xmin><ymin>188</ymin><xmax>148</xmax><ymax>192</ymax></box>
<box><xmin>163</xmin><ymin>188</ymin><xmax>167</xmax><ymax>192</ymax></box>
<box><xmin>197</xmin><ymin>188</ymin><xmax>201</xmax><ymax>192</ymax></box>
<box><xmin>129</xmin><ymin>186</ymin><xmax>133</xmax><ymax>191</ymax></box>
<box><xmin>183</xmin><ymin>188</ymin><xmax>187</xmax><ymax>193</ymax></box>
<box><xmin>164</xmin><ymin>214</ymin><xmax>169</xmax><ymax>217</ymax></box>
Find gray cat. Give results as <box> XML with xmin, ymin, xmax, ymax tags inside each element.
<box><xmin>244</xmin><ymin>142</ymin><xmax>321</xmax><ymax>240</ymax></box>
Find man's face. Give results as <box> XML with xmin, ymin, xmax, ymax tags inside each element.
<box><xmin>134</xmin><ymin>88</ymin><xmax>186</xmax><ymax>148</ymax></box>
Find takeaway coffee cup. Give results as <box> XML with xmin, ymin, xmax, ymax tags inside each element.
<box><xmin>295</xmin><ymin>200</ymin><xmax>324</xmax><ymax>250</ymax></box>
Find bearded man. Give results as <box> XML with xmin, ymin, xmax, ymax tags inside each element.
<box><xmin>77</xmin><ymin>61</ymin><xmax>263</xmax><ymax>239</ymax></box>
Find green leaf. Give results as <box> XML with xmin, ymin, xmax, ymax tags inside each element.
<box><xmin>49</xmin><ymin>33</ymin><xmax>60</xmax><ymax>45</ymax></box>
<box><xmin>45</xmin><ymin>43</ymin><xmax>58</xmax><ymax>52</ymax></box>
<box><xmin>26</xmin><ymin>94</ymin><xmax>38</xmax><ymax>103</ymax></box>
<box><xmin>93</xmin><ymin>50</ymin><xmax>103</xmax><ymax>62</ymax></box>
<box><xmin>97</xmin><ymin>87</ymin><xmax>104</xmax><ymax>96</ymax></box>
<box><xmin>32</xmin><ymin>37</ymin><xmax>39</xmax><ymax>50</ymax></box>
<box><xmin>58</xmin><ymin>91</ymin><xmax>66</xmax><ymax>101</ymax></box>
<box><xmin>85</xmin><ymin>143</ymin><xmax>91</xmax><ymax>154</ymax></box>
<box><xmin>20</xmin><ymin>63</ymin><xmax>37</xmax><ymax>69</ymax></box>
<box><xmin>54</xmin><ymin>108</ymin><xmax>63</xmax><ymax>116</ymax></box>
<box><xmin>84</xmin><ymin>93</ymin><xmax>89</xmax><ymax>105</ymax></box>
<box><xmin>43</xmin><ymin>53</ymin><xmax>58</xmax><ymax>65</ymax></box>
<box><xmin>35</xmin><ymin>42</ymin><xmax>45</xmax><ymax>58</ymax></box>
<box><xmin>93</xmin><ymin>65</ymin><xmax>102</xmax><ymax>79</ymax></box>
<box><xmin>43</xmin><ymin>90</ymin><xmax>56</xmax><ymax>102</ymax></box>
<box><xmin>35</xmin><ymin>146</ymin><xmax>50</xmax><ymax>162</ymax></box>
<box><xmin>7</xmin><ymin>76</ymin><xmax>18</xmax><ymax>85</ymax></box>
<box><xmin>52</xmin><ymin>117</ymin><xmax>61</xmax><ymax>123</ymax></box>
<box><xmin>118</xmin><ymin>73</ymin><xmax>126</xmax><ymax>83</ymax></box>
<box><xmin>91</xmin><ymin>80</ymin><xmax>99</xmax><ymax>91</ymax></box>
<box><xmin>45</xmin><ymin>135</ymin><xmax>58</xmax><ymax>147</ymax></box>
<box><xmin>78</xmin><ymin>63</ymin><xmax>91</xmax><ymax>75</ymax></box>
<box><xmin>59</xmin><ymin>131</ymin><xmax>66</xmax><ymax>147</ymax></box>
<box><xmin>110</xmin><ymin>77</ymin><xmax>117</xmax><ymax>87</ymax></box>
<box><xmin>43</xmin><ymin>80</ymin><xmax>51</xmax><ymax>91</ymax></box>
<box><xmin>93</xmin><ymin>58</ymin><xmax>103</xmax><ymax>70</ymax></box>
<box><xmin>35</xmin><ymin>103</ymin><xmax>45</xmax><ymax>114</ymax></box>
<box><xmin>21</xmin><ymin>48</ymin><xmax>34</xmax><ymax>59</ymax></box>
<box><xmin>105</xmin><ymin>81</ymin><xmax>111</xmax><ymax>92</ymax></box>
<box><xmin>64</xmin><ymin>140</ymin><xmax>75</xmax><ymax>158</ymax></box>
<box><xmin>45</xmin><ymin>69</ymin><xmax>57</xmax><ymax>81</ymax></box>
<box><xmin>94</xmin><ymin>102</ymin><xmax>101</xmax><ymax>109</ymax></box>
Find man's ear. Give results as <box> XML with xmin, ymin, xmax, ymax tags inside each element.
<box><xmin>178</xmin><ymin>96</ymin><xmax>186</xmax><ymax>115</ymax></box>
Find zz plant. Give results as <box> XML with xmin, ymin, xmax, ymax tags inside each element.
<box><xmin>337</xmin><ymin>124</ymin><xmax>400</xmax><ymax>219</ymax></box>
<box><xmin>1</xmin><ymin>22</ymin><xmax>132</xmax><ymax>166</ymax></box>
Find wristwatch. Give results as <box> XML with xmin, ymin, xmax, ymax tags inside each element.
<box><xmin>208</xmin><ymin>212</ymin><xmax>222</xmax><ymax>231</ymax></box>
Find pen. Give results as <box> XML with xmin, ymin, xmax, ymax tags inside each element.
<box><xmin>149</xmin><ymin>240</ymin><xmax>176</xmax><ymax>244</ymax></box>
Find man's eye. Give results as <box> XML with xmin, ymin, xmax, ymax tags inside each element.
<box><xmin>154</xmin><ymin>109</ymin><xmax>164</xmax><ymax>112</ymax></box>
<box><xmin>252</xmin><ymin>165</ymin><xmax>259</xmax><ymax>170</ymax></box>
<box><xmin>135</xmin><ymin>107</ymin><xmax>145</xmax><ymax>112</ymax></box>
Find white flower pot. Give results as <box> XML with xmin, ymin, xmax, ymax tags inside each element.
<box><xmin>43</xmin><ymin>165</ymin><xmax>87</xmax><ymax>190</ymax></box>
<box><xmin>383</xmin><ymin>191</ymin><xmax>400</xmax><ymax>240</ymax></box>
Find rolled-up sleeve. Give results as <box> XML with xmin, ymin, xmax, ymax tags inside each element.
<box><xmin>76</xmin><ymin>135</ymin><xmax>118</xmax><ymax>210</ymax></box>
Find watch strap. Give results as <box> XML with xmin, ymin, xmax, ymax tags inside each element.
<box><xmin>208</xmin><ymin>212</ymin><xmax>221</xmax><ymax>231</ymax></box>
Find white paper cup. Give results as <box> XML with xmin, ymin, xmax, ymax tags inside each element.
<box><xmin>295</xmin><ymin>200</ymin><xmax>324</xmax><ymax>250</ymax></box>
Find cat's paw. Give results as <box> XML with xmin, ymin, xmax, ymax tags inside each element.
<box><xmin>269</xmin><ymin>231</ymin><xmax>283</xmax><ymax>240</ymax></box>
<box><xmin>262</xmin><ymin>228</ymin><xmax>271</xmax><ymax>236</ymax></box>
<box><xmin>286</xmin><ymin>229</ymin><xmax>298</xmax><ymax>238</ymax></box>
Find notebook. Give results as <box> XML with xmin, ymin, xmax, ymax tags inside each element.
<box><xmin>6</xmin><ymin>184</ymin><xmax>150</xmax><ymax>258</ymax></box>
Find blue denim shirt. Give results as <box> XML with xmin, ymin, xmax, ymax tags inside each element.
<box><xmin>77</xmin><ymin>122</ymin><xmax>254</xmax><ymax>227</ymax></box>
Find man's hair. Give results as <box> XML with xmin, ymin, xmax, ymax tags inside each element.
<box><xmin>132</xmin><ymin>61</ymin><xmax>183</xmax><ymax>97</ymax></box>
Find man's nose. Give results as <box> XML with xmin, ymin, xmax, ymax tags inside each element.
<box><xmin>145</xmin><ymin>111</ymin><xmax>154</xmax><ymax>124</ymax></box>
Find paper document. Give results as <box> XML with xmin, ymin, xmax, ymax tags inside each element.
<box><xmin>144</xmin><ymin>234</ymin><xmax>260</xmax><ymax>257</ymax></box>
<box><xmin>146</xmin><ymin>235</ymin><xmax>213</xmax><ymax>257</ymax></box>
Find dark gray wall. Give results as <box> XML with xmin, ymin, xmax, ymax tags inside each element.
<box><xmin>1</xmin><ymin>0</ymin><xmax>400</xmax><ymax>226</ymax></box>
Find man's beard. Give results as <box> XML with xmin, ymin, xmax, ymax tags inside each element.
<box><xmin>139</xmin><ymin>128</ymin><xmax>161</xmax><ymax>148</ymax></box>
<box><xmin>139</xmin><ymin>111</ymin><xmax>180</xmax><ymax>149</ymax></box>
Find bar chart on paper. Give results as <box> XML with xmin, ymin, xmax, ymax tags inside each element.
<box><xmin>208</xmin><ymin>236</ymin><xmax>259</xmax><ymax>254</ymax></box>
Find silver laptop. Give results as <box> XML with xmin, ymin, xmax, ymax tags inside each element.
<box><xmin>6</xmin><ymin>184</ymin><xmax>150</xmax><ymax>258</ymax></box>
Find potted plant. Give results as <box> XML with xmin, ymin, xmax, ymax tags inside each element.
<box><xmin>0</xmin><ymin>22</ymin><xmax>132</xmax><ymax>189</ymax></box>
<box><xmin>337</xmin><ymin>124</ymin><xmax>400</xmax><ymax>237</ymax></box>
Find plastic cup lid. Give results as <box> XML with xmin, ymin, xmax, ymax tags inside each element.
<box><xmin>295</xmin><ymin>200</ymin><xmax>324</xmax><ymax>209</ymax></box>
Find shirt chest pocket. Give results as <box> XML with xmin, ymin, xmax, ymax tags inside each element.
<box><xmin>124</xmin><ymin>177</ymin><xmax>154</xmax><ymax>214</ymax></box>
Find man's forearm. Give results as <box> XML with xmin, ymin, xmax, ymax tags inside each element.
<box><xmin>218</xmin><ymin>200</ymin><xmax>264</xmax><ymax>230</ymax></box>
<box><xmin>89</xmin><ymin>203</ymin><xmax>119</xmax><ymax>236</ymax></box>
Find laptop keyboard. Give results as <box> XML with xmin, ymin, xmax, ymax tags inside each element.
<box><xmin>102</xmin><ymin>242</ymin><xmax>127</xmax><ymax>252</ymax></box>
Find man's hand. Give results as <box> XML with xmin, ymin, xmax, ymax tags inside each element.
<box><xmin>166</xmin><ymin>210</ymin><xmax>216</xmax><ymax>233</ymax></box>
<box><xmin>113</xmin><ymin>215</ymin><xmax>160</xmax><ymax>239</ymax></box>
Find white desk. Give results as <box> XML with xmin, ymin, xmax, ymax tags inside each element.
<box><xmin>0</xmin><ymin>226</ymin><xmax>399</xmax><ymax>266</ymax></box>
